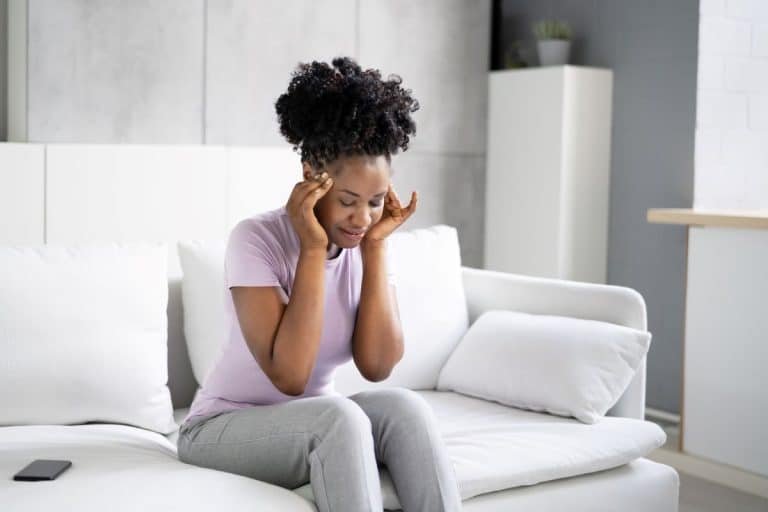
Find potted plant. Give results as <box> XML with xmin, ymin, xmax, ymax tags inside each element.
<box><xmin>532</xmin><ymin>20</ymin><xmax>572</xmax><ymax>66</ymax></box>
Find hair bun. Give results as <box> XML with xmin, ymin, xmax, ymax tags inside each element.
<box><xmin>275</xmin><ymin>56</ymin><xmax>419</xmax><ymax>170</ymax></box>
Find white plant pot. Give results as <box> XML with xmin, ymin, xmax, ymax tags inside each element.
<box><xmin>537</xmin><ymin>40</ymin><xmax>571</xmax><ymax>66</ymax></box>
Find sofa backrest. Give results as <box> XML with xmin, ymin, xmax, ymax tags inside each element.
<box><xmin>1</xmin><ymin>143</ymin><xmax>470</xmax><ymax>410</ymax></box>
<box><xmin>461</xmin><ymin>267</ymin><xmax>648</xmax><ymax>420</ymax></box>
<box><xmin>1</xmin><ymin>143</ymin><xmax>647</xmax><ymax>420</ymax></box>
<box><xmin>0</xmin><ymin>142</ymin><xmax>302</xmax><ymax>409</ymax></box>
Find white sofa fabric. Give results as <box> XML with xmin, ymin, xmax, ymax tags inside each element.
<box><xmin>292</xmin><ymin>390</ymin><xmax>666</xmax><ymax>510</ymax></box>
<box><xmin>1</xmin><ymin>392</ymin><xmax>669</xmax><ymax>512</ymax></box>
<box><xmin>173</xmin><ymin>225</ymin><xmax>668</xmax><ymax>508</ymax></box>
<box><xmin>179</xmin><ymin>225</ymin><xmax>470</xmax><ymax>394</ymax></box>
<box><xmin>0</xmin><ymin>243</ymin><xmax>176</xmax><ymax>435</ymax></box>
<box><xmin>1</xmin><ymin>222</ymin><xmax>678</xmax><ymax>511</ymax></box>
<box><xmin>436</xmin><ymin>310</ymin><xmax>653</xmax><ymax>424</ymax></box>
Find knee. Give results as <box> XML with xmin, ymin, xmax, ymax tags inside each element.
<box><xmin>321</xmin><ymin>397</ymin><xmax>372</xmax><ymax>437</ymax></box>
<box><xmin>369</xmin><ymin>388</ymin><xmax>434</xmax><ymax>425</ymax></box>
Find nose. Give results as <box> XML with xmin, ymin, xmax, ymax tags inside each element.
<box><xmin>350</xmin><ymin>206</ymin><xmax>372</xmax><ymax>230</ymax></box>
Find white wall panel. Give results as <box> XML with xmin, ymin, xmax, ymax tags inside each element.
<box><xmin>0</xmin><ymin>143</ymin><xmax>45</xmax><ymax>245</ymax></box>
<box><xmin>205</xmin><ymin>0</ymin><xmax>356</xmax><ymax>145</ymax></box>
<box><xmin>45</xmin><ymin>144</ymin><xmax>229</xmax><ymax>276</ymax></box>
<box><xmin>227</xmin><ymin>146</ymin><xmax>302</xmax><ymax>228</ymax></box>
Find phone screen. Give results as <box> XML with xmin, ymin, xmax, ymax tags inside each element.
<box><xmin>13</xmin><ymin>460</ymin><xmax>72</xmax><ymax>481</ymax></box>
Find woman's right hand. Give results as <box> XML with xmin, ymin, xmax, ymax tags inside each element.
<box><xmin>286</xmin><ymin>171</ymin><xmax>333</xmax><ymax>251</ymax></box>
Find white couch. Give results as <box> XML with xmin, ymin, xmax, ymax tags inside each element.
<box><xmin>0</xmin><ymin>143</ymin><xmax>679</xmax><ymax>511</ymax></box>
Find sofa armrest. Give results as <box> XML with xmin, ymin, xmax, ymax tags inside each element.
<box><xmin>460</xmin><ymin>266</ymin><xmax>648</xmax><ymax>420</ymax></box>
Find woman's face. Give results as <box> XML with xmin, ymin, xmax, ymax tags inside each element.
<box><xmin>304</xmin><ymin>154</ymin><xmax>391</xmax><ymax>251</ymax></box>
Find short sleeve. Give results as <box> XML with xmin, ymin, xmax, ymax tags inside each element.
<box><xmin>224</xmin><ymin>219</ymin><xmax>283</xmax><ymax>289</ymax></box>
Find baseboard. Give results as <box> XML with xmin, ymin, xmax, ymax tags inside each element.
<box><xmin>648</xmin><ymin>447</ymin><xmax>768</xmax><ymax>500</ymax></box>
<box><xmin>645</xmin><ymin>407</ymin><xmax>680</xmax><ymax>424</ymax></box>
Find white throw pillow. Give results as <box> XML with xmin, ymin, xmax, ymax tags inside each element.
<box><xmin>177</xmin><ymin>239</ymin><xmax>227</xmax><ymax>385</ymax></box>
<box><xmin>436</xmin><ymin>310</ymin><xmax>651</xmax><ymax>423</ymax></box>
<box><xmin>178</xmin><ymin>225</ymin><xmax>469</xmax><ymax>393</ymax></box>
<box><xmin>0</xmin><ymin>243</ymin><xmax>176</xmax><ymax>434</ymax></box>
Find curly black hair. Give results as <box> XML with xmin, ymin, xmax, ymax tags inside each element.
<box><xmin>275</xmin><ymin>57</ymin><xmax>420</xmax><ymax>170</ymax></box>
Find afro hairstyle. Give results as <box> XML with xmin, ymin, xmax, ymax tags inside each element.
<box><xmin>275</xmin><ymin>56</ymin><xmax>420</xmax><ymax>170</ymax></box>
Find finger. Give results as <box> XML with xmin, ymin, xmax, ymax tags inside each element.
<box><xmin>290</xmin><ymin>175</ymin><xmax>326</xmax><ymax>208</ymax></box>
<box><xmin>302</xmin><ymin>171</ymin><xmax>328</xmax><ymax>187</ymax></box>
<box><xmin>405</xmin><ymin>191</ymin><xmax>418</xmax><ymax>215</ymax></box>
<box><xmin>298</xmin><ymin>174</ymin><xmax>330</xmax><ymax>198</ymax></box>
<box><xmin>391</xmin><ymin>187</ymin><xmax>403</xmax><ymax>209</ymax></box>
<box><xmin>304</xmin><ymin>177</ymin><xmax>333</xmax><ymax>209</ymax></box>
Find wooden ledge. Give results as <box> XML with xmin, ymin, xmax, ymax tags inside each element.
<box><xmin>647</xmin><ymin>208</ymin><xmax>768</xmax><ymax>230</ymax></box>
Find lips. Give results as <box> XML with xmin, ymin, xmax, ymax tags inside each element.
<box><xmin>340</xmin><ymin>228</ymin><xmax>365</xmax><ymax>241</ymax></box>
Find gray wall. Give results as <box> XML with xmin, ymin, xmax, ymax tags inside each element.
<box><xmin>11</xmin><ymin>0</ymin><xmax>490</xmax><ymax>267</ymax></box>
<box><xmin>496</xmin><ymin>0</ymin><xmax>698</xmax><ymax>414</ymax></box>
<box><xmin>1</xmin><ymin>0</ymin><xmax>7</xmax><ymax>141</ymax></box>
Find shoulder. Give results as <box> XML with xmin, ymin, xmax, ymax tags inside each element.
<box><xmin>227</xmin><ymin>207</ymin><xmax>300</xmax><ymax>274</ymax></box>
<box><xmin>229</xmin><ymin>206</ymin><xmax>292</xmax><ymax>246</ymax></box>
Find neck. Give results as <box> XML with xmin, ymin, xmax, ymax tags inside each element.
<box><xmin>326</xmin><ymin>243</ymin><xmax>342</xmax><ymax>259</ymax></box>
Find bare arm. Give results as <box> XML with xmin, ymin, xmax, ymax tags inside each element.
<box><xmin>231</xmin><ymin>171</ymin><xmax>333</xmax><ymax>396</ymax></box>
<box><xmin>352</xmin><ymin>184</ymin><xmax>416</xmax><ymax>381</ymax></box>
<box><xmin>231</xmin><ymin>247</ymin><xmax>327</xmax><ymax>395</ymax></box>
<box><xmin>352</xmin><ymin>240</ymin><xmax>404</xmax><ymax>381</ymax></box>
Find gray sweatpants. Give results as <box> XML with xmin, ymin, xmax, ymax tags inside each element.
<box><xmin>177</xmin><ymin>387</ymin><xmax>462</xmax><ymax>512</ymax></box>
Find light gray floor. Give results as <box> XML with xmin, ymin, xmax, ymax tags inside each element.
<box><xmin>679</xmin><ymin>472</ymin><xmax>768</xmax><ymax>512</ymax></box>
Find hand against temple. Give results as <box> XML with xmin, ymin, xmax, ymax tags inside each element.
<box><xmin>363</xmin><ymin>184</ymin><xmax>417</xmax><ymax>244</ymax></box>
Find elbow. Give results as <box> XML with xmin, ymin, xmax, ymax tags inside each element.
<box><xmin>357</xmin><ymin>350</ymin><xmax>403</xmax><ymax>382</ymax></box>
<box><xmin>271</xmin><ymin>372</ymin><xmax>308</xmax><ymax>397</ymax></box>
<box><xmin>367</xmin><ymin>371</ymin><xmax>391</xmax><ymax>383</ymax></box>
<box><xmin>361</xmin><ymin>364</ymin><xmax>394</xmax><ymax>382</ymax></box>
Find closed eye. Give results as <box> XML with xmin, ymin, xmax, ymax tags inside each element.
<box><xmin>340</xmin><ymin>200</ymin><xmax>383</xmax><ymax>208</ymax></box>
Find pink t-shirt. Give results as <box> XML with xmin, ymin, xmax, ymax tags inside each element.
<box><xmin>183</xmin><ymin>206</ymin><xmax>394</xmax><ymax>426</ymax></box>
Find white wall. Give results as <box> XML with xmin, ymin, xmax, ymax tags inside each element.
<box><xmin>696</xmin><ymin>0</ymin><xmax>768</xmax><ymax>208</ymax></box>
<box><xmin>6</xmin><ymin>0</ymin><xmax>491</xmax><ymax>267</ymax></box>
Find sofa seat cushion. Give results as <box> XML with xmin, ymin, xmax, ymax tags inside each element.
<box><xmin>2</xmin><ymin>392</ymin><xmax>665</xmax><ymax>511</ymax></box>
<box><xmin>421</xmin><ymin>391</ymin><xmax>666</xmax><ymax>500</ymax></box>
<box><xmin>0</xmin><ymin>423</ymin><xmax>315</xmax><ymax>511</ymax></box>
<box><xmin>293</xmin><ymin>390</ymin><xmax>667</xmax><ymax>509</ymax></box>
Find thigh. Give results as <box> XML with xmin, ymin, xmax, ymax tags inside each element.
<box><xmin>177</xmin><ymin>395</ymin><xmax>348</xmax><ymax>489</ymax></box>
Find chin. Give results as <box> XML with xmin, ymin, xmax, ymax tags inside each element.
<box><xmin>334</xmin><ymin>237</ymin><xmax>360</xmax><ymax>249</ymax></box>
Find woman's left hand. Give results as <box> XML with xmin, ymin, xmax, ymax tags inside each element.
<box><xmin>363</xmin><ymin>184</ymin><xmax>418</xmax><ymax>244</ymax></box>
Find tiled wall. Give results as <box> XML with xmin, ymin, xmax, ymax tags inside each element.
<box><xmin>8</xmin><ymin>0</ymin><xmax>490</xmax><ymax>266</ymax></box>
<box><xmin>696</xmin><ymin>0</ymin><xmax>768</xmax><ymax>208</ymax></box>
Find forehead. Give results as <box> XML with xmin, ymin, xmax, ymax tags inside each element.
<box><xmin>329</xmin><ymin>155</ymin><xmax>391</xmax><ymax>192</ymax></box>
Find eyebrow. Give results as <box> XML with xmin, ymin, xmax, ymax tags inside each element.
<box><xmin>340</xmin><ymin>188</ymin><xmax>387</xmax><ymax>198</ymax></box>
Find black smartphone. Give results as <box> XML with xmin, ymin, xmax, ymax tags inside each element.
<box><xmin>13</xmin><ymin>460</ymin><xmax>72</xmax><ymax>481</ymax></box>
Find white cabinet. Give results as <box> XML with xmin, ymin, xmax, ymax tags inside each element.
<box><xmin>484</xmin><ymin>66</ymin><xmax>613</xmax><ymax>283</ymax></box>
<box><xmin>683</xmin><ymin>226</ymin><xmax>768</xmax><ymax>477</ymax></box>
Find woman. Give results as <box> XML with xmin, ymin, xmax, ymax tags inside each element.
<box><xmin>177</xmin><ymin>57</ymin><xmax>462</xmax><ymax>512</ymax></box>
